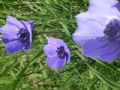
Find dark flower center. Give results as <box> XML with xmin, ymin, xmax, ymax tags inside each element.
<box><xmin>56</xmin><ymin>46</ymin><xmax>67</xmax><ymax>59</ymax></box>
<box><xmin>17</xmin><ymin>29</ymin><xmax>29</xmax><ymax>42</ymax></box>
<box><xmin>104</xmin><ymin>19</ymin><xmax>120</xmax><ymax>41</ymax></box>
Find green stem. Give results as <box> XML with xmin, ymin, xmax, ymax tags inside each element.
<box><xmin>37</xmin><ymin>31</ymin><xmax>64</xmax><ymax>34</ymax></box>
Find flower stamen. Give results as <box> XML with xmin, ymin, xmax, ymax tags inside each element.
<box><xmin>56</xmin><ymin>46</ymin><xmax>67</xmax><ymax>59</ymax></box>
<box><xmin>104</xmin><ymin>19</ymin><xmax>120</xmax><ymax>41</ymax></box>
<box><xmin>17</xmin><ymin>29</ymin><xmax>29</xmax><ymax>42</ymax></box>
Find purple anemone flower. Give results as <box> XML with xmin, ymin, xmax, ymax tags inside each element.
<box><xmin>43</xmin><ymin>37</ymin><xmax>70</xmax><ymax>70</ymax></box>
<box><xmin>0</xmin><ymin>16</ymin><xmax>33</xmax><ymax>54</ymax></box>
<box><xmin>73</xmin><ymin>0</ymin><xmax>120</xmax><ymax>62</ymax></box>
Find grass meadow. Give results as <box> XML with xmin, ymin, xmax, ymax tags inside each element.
<box><xmin>0</xmin><ymin>0</ymin><xmax>120</xmax><ymax>90</ymax></box>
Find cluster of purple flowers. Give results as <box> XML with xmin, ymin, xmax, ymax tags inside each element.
<box><xmin>1</xmin><ymin>0</ymin><xmax>120</xmax><ymax>70</ymax></box>
<box><xmin>0</xmin><ymin>16</ymin><xmax>70</xmax><ymax>70</ymax></box>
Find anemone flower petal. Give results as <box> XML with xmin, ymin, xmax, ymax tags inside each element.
<box><xmin>0</xmin><ymin>24</ymin><xmax>19</xmax><ymax>44</ymax></box>
<box><xmin>44</xmin><ymin>44</ymin><xmax>57</xmax><ymax>57</ymax></box>
<box><xmin>55</xmin><ymin>58</ymin><xmax>66</xmax><ymax>70</ymax></box>
<box><xmin>89</xmin><ymin>0</ymin><xmax>118</xmax><ymax>8</ymax></box>
<box><xmin>6</xmin><ymin>16</ymin><xmax>24</xmax><ymax>29</ymax></box>
<box><xmin>22</xmin><ymin>41</ymin><xmax>31</xmax><ymax>51</ymax></box>
<box><xmin>28</xmin><ymin>20</ymin><xmax>34</xmax><ymax>29</ymax></box>
<box><xmin>65</xmin><ymin>51</ymin><xmax>70</xmax><ymax>62</ymax></box>
<box><xmin>88</xmin><ymin>0</ymin><xmax>120</xmax><ymax>17</ymax></box>
<box><xmin>46</xmin><ymin>56</ymin><xmax>57</xmax><ymax>69</ymax></box>
<box><xmin>46</xmin><ymin>56</ymin><xmax>66</xmax><ymax>70</ymax></box>
<box><xmin>82</xmin><ymin>37</ymin><xmax>120</xmax><ymax>62</ymax></box>
<box><xmin>115</xmin><ymin>2</ymin><xmax>120</xmax><ymax>12</ymax></box>
<box><xmin>73</xmin><ymin>16</ymin><xmax>105</xmax><ymax>46</ymax></box>
<box><xmin>6</xmin><ymin>40</ymin><xmax>24</xmax><ymax>54</ymax></box>
<box><xmin>48</xmin><ymin>37</ymin><xmax>69</xmax><ymax>52</ymax></box>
